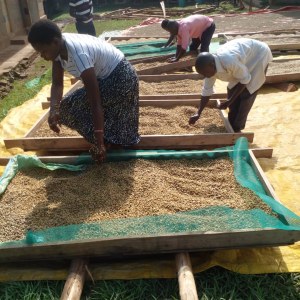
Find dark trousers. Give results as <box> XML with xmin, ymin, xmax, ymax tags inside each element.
<box><xmin>227</xmin><ymin>86</ymin><xmax>258</xmax><ymax>132</ymax></box>
<box><xmin>189</xmin><ymin>22</ymin><xmax>216</xmax><ymax>52</ymax></box>
<box><xmin>76</xmin><ymin>20</ymin><xmax>96</xmax><ymax>36</ymax></box>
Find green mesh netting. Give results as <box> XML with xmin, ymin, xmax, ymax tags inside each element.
<box><xmin>0</xmin><ymin>138</ymin><xmax>299</xmax><ymax>247</ymax></box>
<box><xmin>117</xmin><ymin>40</ymin><xmax>220</xmax><ymax>60</ymax></box>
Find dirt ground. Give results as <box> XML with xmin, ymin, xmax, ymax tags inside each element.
<box><xmin>123</xmin><ymin>11</ymin><xmax>300</xmax><ymax>36</ymax></box>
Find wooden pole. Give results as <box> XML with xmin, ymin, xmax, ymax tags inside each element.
<box><xmin>176</xmin><ymin>253</ymin><xmax>199</xmax><ymax>300</ymax></box>
<box><xmin>60</xmin><ymin>258</ymin><xmax>87</xmax><ymax>300</ymax></box>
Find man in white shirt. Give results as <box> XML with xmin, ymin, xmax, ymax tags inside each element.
<box><xmin>189</xmin><ymin>38</ymin><xmax>273</xmax><ymax>132</ymax></box>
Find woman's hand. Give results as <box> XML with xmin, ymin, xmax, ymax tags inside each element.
<box><xmin>91</xmin><ymin>130</ymin><xmax>106</xmax><ymax>163</ymax></box>
<box><xmin>48</xmin><ymin>109</ymin><xmax>60</xmax><ymax>133</ymax></box>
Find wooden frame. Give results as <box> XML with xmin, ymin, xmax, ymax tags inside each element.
<box><xmin>42</xmin><ymin>94</ymin><xmax>228</xmax><ymax>109</ymax></box>
<box><xmin>136</xmin><ymin>58</ymin><xmax>196</xmax><ymax>75</ymax></box>
<box><xmin>4</xmin><ymin>98</ymin><xmax>255</xmax><ymax>152</ymax></box>
<box><xmin>0</xmin><ymin>148</ymin><xmax>298</xmax><ymax>263</ymax></box>
<box><xmin>138</xmin><ymin>73</ymin><xmax>300</xmax><ymax>84</ymax></box>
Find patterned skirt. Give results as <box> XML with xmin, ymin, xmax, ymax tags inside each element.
<box><xmin>59</xmin><ymin>58</ymin><xmax>140</xmax><ymax>146</ymax></box>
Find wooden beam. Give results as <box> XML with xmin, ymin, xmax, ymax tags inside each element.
<box><xmin>109</xmin><ymin>36</ymin><xmax>168</xmax><ymax>41</ymax></box>
<box><xmin>60</xmin><ymin>259</ymin><xmax>87</xmax><ymax>300</ymax></box>
<box><xmin>216</xmin><ymin>100</ymin><xmax>234</xmax><ymax>133</ymax></box>
<box><xmin>25</xmin><ymin>110</ymin><xmax>49</xmax><ymax>137</ymax></box>
<box><xmin>3</xmin><ymin>133</ymin><xmax>254</xmax><ymax>152</ymax></box>
<box><xmin>265</xmin><ymin>73</ymin><xmax>300</xmax><ymax>84</ymax></box>
<box><xmin>249</xmin><ymin>150</ymin><xmax>280</xmax><ymax>202</ymax></box>
<box><xmin>42</xmin><ymin>94</ymin><xmax>227</xmax><ymax>109</ymax></box>
<box><xmin>137</xmin><ymin>58</ymin><xmax>196</xmax><ymax>75</ymax></box>
<box><xmin>139</xmin><ymin>74</ymin><xmax>202</xmax><ymax>82</ymax></box>
<box><xmin>139</xmin><ymin>93</ymin><xmax>227</xmax><ymax>100</ymax></box>
<box><xmin>130</xmin><ymin>54</ymin><xmax>173</xmax><ymax>65</ymax></box>
<box><xmin>268</xmin><ymin>44</ymin><xmax>300</xmax><ymax>51</ymax></box>
<box><xmin>0</xmin><ymin>147</ymin><xmax>274</xmax><ymax>166</ymax></box>
<box><xmin>176</xmin><ymin>253</ymin><xmax>198</xmax><ymax>300</ymax></box>
<box><xmin>0</xmin><ymin>228</ymin><xmax>299</xmax><ymax>263</ymax></box>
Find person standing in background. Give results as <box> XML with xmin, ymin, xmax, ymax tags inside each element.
<box><xmin>69</xmin><ymin>0</ymin><xmax>96</xmax><ymax>36</ymax></box>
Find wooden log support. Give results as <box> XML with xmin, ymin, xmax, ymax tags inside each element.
<box><xmin>3</xmin><ymin>132</ymin><xmax>254</xmax><ymax>152</ymax></box>
<box><xmin>137</xmin><ymin>58</ymin><xmax>196</xmax><ymax>75</ymax></box>
<box><xmin>60</xmin><ymin>259</ymin><xmax>87</xmax><ymax>300</ymax></box>
<box><xmin>176</xmin><ymin>253</ymin><xmax>199</xmax><ymax>300</ymax></box>
<box><xmin>42</xmin><ymin>97</ymin><xmax>227</xmax><ymax>110</ymax></box>
<box><xmin>108</xmin><ymin>36</ymin><xmax>168</xmax><ymax>41</ymax></box>
<box><xmin>139</xmin><ymin>74</ymin><xmax>202</xmax><ymax>82</ymax></box>
<box><xmin>0</xmin><ymin>147</ymin><xmax>274</xmax><ymax>166</ymax></box>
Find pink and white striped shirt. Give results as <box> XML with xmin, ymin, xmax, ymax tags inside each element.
<box><xmin>177</xmin><ymin>15</ymin><xmax>213</xmax><ymax>50</ymax></box>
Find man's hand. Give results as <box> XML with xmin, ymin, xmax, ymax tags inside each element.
<box><xmin>167</xmin><ymin>57</ymin><xmax>178</xmax><ymax>63</ymax></box>
<box><xmin>217</xmin><ymin>101</ymin><xmax>230</xmax><ymax>110</ymax></box>
<box><xmin>189</xmin><ymin>113</ymin><xmax>200</xmax><ymax>125</ymax></box>
<box><xmin>48</xmin><ymin>110</ymin><xmax>60</xmax><ymax>134</ymax></box>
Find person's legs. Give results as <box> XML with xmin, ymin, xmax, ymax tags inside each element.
<box><xmin>200</xmin><ymin>22</ymin><xmax>216</xmax><ymax>52</ymax></box>
<box><xmin>228</xmin><ymin>88</ymin><xmax>258</xmax><ymax>132</ymax></box>
<box><xmin>189</xmin><ymin>38</ymin><xmax>201</xmax><ymax>53</ymax></box>
<box><xmin>59</xmin><ymin>87</ymin><xmax>95</xmax><ymax>144</ymax></box>
<box><xmin>75</xmin><ymin>20</ymin><xmax>96</xmax><ymax>36</ymax></box>
<box><xmin>227</xmin><ymin>87</ymin><xmax>241</xmax><ymax>131</ymax></box>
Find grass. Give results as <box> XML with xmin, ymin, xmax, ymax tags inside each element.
<box><xmin>0</xmin><ymin>268</ymin><xmax>300</xmax><ymax>299</ymax></box>
<box><xmin>63</xmin><ymin>19</ymin><xmax>143</xmax><ymax>36</ymax></box>
<box><xmin>0</xmin><ymin>64</ymin><xmax>52</xmax><ymax>123</ymax></box>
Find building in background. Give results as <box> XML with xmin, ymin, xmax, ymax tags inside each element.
<box><xmin>0</xmin><ymin>0</ymin><xmax>45</xmax><ymax>50</ymax></box>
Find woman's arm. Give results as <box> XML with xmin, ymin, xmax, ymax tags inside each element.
<box><xmin>48</xmin><ymin>61</ymin><xmax>64</xmax><ymax>133</ymax></box>
<box><xmin>81</xmin><ymin>67</ymin><xmax>106</xmax><ymax>162</ymax></box>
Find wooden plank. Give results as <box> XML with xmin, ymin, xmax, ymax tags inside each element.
<box><xmin>140</xmin><ymin>93</ymin><xmax>227</xmax><ymax>100</ymax></box>
<box><xmin>265</xmin><ymin>73</ymin><xmax>300</xmax><ymax>84</ymax></box>
<box><xmin>176</xmin><ymin>253</ymin><xmax>199</xmax><ymax>300</ymax></box>
<box><xmin>0</xmin><ymin>228</ymin><xmax>299</xmax><ymax>263</ymax></box>
<box><xmin>139</xmin><ymin>99</ymin><xmax>223</xmax><ymax>108</ymax></box>
<box><xmin>130</xmin><ymin>54</ymin><xmax>173</xmax><ymax>65</ymax></box>
<box><xmin>216</xmin><ymin>100</ymin><xmax>234</xmax><ymax>133</ymax></box>
<box><xmin>42</xmin><ymin>97</ymin><xmax>227</xmax><ymax>110</ymax></box>
<box><xmin>3</xmin><ymin>133</ymin><xmax>254</xmax><ymax>152</ymax></box>
<box><xmin>109</xmin><ymin>36</ymin><xmax>168</xmax><ymax>41</ymax></box>
<box><xmin>139</xmin><ymin>73</ymin><xmax>300</xmax><ymax>84</ymax></box>
<box><xmin>0</xmin><ymin>147</ymin><xmax>274</xmax><ymax>166</ymax></box>
<box><xmin>137</xmin><ymin>58</ymin><xmax>196</xmax><ymax>75</ymax></box>
<box><xmin>139</xmin><ymin>74</ymin><xmax>202</xmax><ymax>82</ymax></box>
<box><xmin>60</xmin><ymin>259</ymin><xmax>87</xmax><ymax>300</ymax></box>
<box><xmin>249</xmin><ymin>150</ymin><xmax>280</xmax><ymax>202</ymax></box>
<box><xmin>25</xmin><ymin>110</ymin><xmax>49</xmax><ymax>137</ymax></box>
<box><xmin>269</xmin><ymin>44</ymin><xmax>300</xmax><ymax>51</ymax></box>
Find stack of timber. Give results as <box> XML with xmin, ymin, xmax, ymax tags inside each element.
<box><xmin>97</xmin><ymin>5</ymin><xmax>216</xmax><ymax>20</ymax></box>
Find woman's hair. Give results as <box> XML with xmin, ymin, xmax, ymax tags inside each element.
<box><xmin>28</xmin><ymin>19</ymin><xmax>62</xmax><ymax>45</ymax></box>
<box><xmin>161</xmin><ymin>19</ymin><xmax>169</xmax><ymax>29</ymax></box>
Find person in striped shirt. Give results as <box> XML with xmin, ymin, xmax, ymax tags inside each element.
<box><xmin>28</xmin><ymin>19</ymin><xmax>140</xmax><ymax>162</ymax></box>
<box><xmin>69</xmin><ymin>0</ymin><xmax>96</xmax><ymax>36</ymax></box>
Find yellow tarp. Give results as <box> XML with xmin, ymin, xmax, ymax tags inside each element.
<box><xmin>0</xmin><ymin>78</ymin><xmax>299</xmax><ymax>277</ymax></box>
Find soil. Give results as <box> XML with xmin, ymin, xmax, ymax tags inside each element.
<box><xmin>0</xmin><ymin>55</ymin><xmax>50</xmax><ymax>99</ymax></box>
<box><xmin>0</xmin><ymin>157</ymin><xmax>273</xmax><ymax>242</ymax></box>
